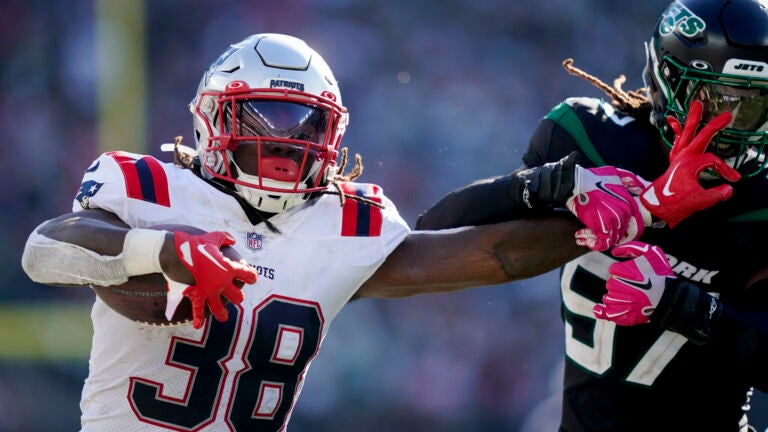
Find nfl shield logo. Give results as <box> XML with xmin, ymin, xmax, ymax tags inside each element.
<box><xmin>246</xmin><ymin>232</ymin><xmax>263</xmax><ymax>251</ymax></box>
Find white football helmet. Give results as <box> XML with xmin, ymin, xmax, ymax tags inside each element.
<box><xmin>190</xmin><ymin>33</ymin><xmax>349</xmax><ymax>213</ymax></box>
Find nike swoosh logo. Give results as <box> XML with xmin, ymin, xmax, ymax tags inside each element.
<box><xmin>597</xmin><ymin>213</ymin><xmax>608</xmax><ymax>234</ymax></box>
<box><xmin>595</xmin><ymin>181</ymin><xmax>628</xmax><ymax>203</ymax></box>
<box><xmin>662</xmin><ymin>163</ymin><xmax>681</xmax><ymax>197</ymax></box>
<box><xmin>617</xmin><ymin>275</ymin><xmax>653</xmax><ymax>291</ymax></box>
<box><xmin>197</xmin><ymin>244</ymin><xmax>228</xmax><ymax>271</ymax></box>
<box><xmin>624</xmin><ymin>243</ymin><xmax>650</xmax><ymax>254</ymax></box>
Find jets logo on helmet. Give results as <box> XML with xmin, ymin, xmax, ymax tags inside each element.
<box><xmin>723</xmin><ymin>59</ymin><xmax>768</xmax><ymax>78</ymax></box>
<box><xmin>658</xmin><ymin>1</ymin><xmax>706</xmax><ymax>37</ymax></box>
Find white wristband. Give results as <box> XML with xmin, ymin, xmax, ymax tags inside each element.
<box><xmin>123</xmin><ymin>229</ymin><xmax>168</xmax><ymax>276</ymax></box>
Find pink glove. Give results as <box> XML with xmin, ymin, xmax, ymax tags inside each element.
<box><xmin>640</xmin><ymin>100</ymin><xmax>741</xmax><ymax>228</ymax></box>
<box><xmin>567</xmin><ymin>166</ymin><xmax>650</xmax><ymax>251</ymax></box>
<box><xmin>171</xmin><ymin>231</ymin><xmax>258</xmax><ymax>329</ymax></box>
<box><xmin>593</xmin><ymin>241</ymin><xmax>675</xmax><ymax>326</ymax></box>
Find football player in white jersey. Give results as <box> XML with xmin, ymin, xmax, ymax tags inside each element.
<box><xmin>21</xmin><ymin>33</ymin><xmax>647</xmax><ymax>431</ymax></box>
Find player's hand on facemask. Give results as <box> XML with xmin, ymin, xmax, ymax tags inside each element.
<box><xmin>640</xmin><ymin>100</ymin><xmax>741</xmax><ymax>228</ymax></box>
<box><xmin>163</xmin><ymin>231</ymin><xmax>258</xmax><ymax>329</ymax></box>
<box><xmin>593</xmin><ymin>241</ymin><xmax>675</xmax><ymax>326</ymax></box>
<box><xmin>566</xmin><ymin>165</ymin><xmax>651</xmax><ymax>251</ymax></box>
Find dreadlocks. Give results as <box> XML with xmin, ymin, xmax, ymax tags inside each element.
<box><xmin>562</xmin><ymin>58</ymin><xmax>653</xmax><ymax>118</ymax></box>
<box><xmin>322</xmin><ymin>147</ymin><xmax>386</xmax><ymax>209</ymax></box>
<box><xmin>171</xmin><ymin>136</ymin><xmax>196</xmax><ymax>169</ymax></box>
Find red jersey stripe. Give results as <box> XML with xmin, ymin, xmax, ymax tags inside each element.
<box><xmin>340</xmin><ymin>183</ymin><xmax>359</xmax><ymax>236</ymax></box>
<box><xmin>108</xmin><ymin>152</ymin><xmax>171</xmax><ymax>207</ymax></box>
<box><xmin>340</xmin><ymin>183</ymin><xmax>383</xmax><ymax>237</ymax></box>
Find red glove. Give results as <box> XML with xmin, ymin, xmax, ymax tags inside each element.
<box><xmin>640</xmin><ymin>100</ymin><xmax>741</xmax><ymax>228</ymax></box>
<box><xmin>171</xmin><ymin>231</ymin><xmax>258</xmax><ymax>329</ymax></box>
<box><xmin>566</xmin><ymin>165</ymin><xmax>650</xmax><ymax>251</ymax></box>
<box><xmin>593</xmin><ymin>241</ymin><xmax>675</xmax><ymax>326</ymax></box>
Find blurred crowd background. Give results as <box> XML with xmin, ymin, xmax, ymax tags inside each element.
<box><xmin>4</xmin><ymin>0</ymin><xmax>766</xmax><ymax>431</ymax></box>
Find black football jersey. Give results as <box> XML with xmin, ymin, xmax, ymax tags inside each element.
<box><xmin>524</xmin><ymin>97</ymin><xmax>768</xmax><ymax>432</ymax></box>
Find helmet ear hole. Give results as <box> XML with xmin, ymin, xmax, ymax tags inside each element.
<box><xmin>205</xmin><ymin>151</ymin><xmax>224</xmax><ymax>175</ymax></box>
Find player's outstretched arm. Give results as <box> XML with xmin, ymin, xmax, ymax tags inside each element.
<box><xmin>415</xmin><ymin>153</ymin><xmax>580</xmax><ymax>230</ymax></box>
<box><xmin>355</xmin><ymin>215</ymin><xmax>586</xmax><ymax>299</ymax></box>
<box><xmin>415</xmin><ymin>152</ymin><xmax>649</xmax><ymax>251</ymax></box>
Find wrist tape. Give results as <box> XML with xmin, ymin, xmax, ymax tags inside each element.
<box><xmin>123</xmin><ymin>228</ymin><xmax>167</xmax><ymax>276</ymax></box>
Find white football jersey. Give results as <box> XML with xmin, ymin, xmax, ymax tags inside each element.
<box><xmin>72</xmin><ymin>151</ymin><xmax>410</xmax><ymax>432</ymax></box>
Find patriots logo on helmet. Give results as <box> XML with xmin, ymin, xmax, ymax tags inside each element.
<box><xmin>76</xmin><ymin>180</ymin><xmax>104</xmax><ymax>209</ymax></box>
<box><xmin>268</xmin><ymin>79</ymin><xmax>305</xmax><ymax>92</ymax></box>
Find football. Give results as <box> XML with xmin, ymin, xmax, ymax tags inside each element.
<box><xmin>90</xmin><ymin>224</ymin><xmax>244</xmax><ymax>327</ymax></box>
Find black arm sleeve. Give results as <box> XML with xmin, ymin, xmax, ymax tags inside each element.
<box><xmin>654</xmin><ymin>279</ymin><xmax>768</xmax><ymax>390</ymax></box>
<box><xmin>415</xmin><ymin>152</ymin><xmax>579</xmax><ymax>230</ymax></box>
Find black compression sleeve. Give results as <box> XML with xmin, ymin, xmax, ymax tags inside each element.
<box><xmin>415</xmin><ymin>152</ymin><xmax>578</xmax><ymax>230</ymax></box>
<box><xmin>414</xmin><ymin>175</ymin><xmax>527</xmax><ymax>229</ymax></box>
<box><xmin>654</xmin><ymin>279</ymin><xmax>768</xmax><ymax>388</ymax></box>
<box><xmin>654</xmin><ymin>280</ymin><xmax>722</xmax><ymax>345</ymax></box>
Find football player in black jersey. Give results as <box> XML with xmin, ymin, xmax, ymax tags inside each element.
<box><xmin>416</xmin><ymin>0</ymin><xmax>768</xmax><ymax>431</ymax></box>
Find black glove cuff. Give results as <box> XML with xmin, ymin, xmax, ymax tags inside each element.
<box><xmin>653</xmin><ymin>278</ymin><xmax>722</xmax><ymax>345</ymax></box>
<box><xmin>510</xmin><ymin>152</ymin><xmax>578</xmax><ymax>209</ymax></box>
